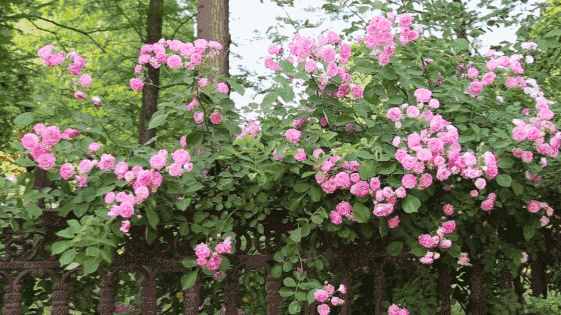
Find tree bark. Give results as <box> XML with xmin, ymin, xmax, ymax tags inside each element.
<box><xmin>196</xmin><ymin>0</ymin><xmax>230</xmax><ymax>76</ymax></box>
<box><xmin>531</xmin><ymin>254</ymin><xmax>547</xmax><ymax>298</ymax></box>
<box><xmin>183</xmin><ymin>280</ymin><xmax>201</xmax><ymax>315</ymax></box>
<box><xmin>265</xmin><ymin>270</ymin><xmax>282</xmax><ymax>315</ymax></box>
<box><xmin>340</xmin><ymin>274</ymin><xmax>351</xmax><ymax>315</ymax></box>
<box><xmin>469</xmin><ymin>262</ymin><xmax>487</xmax><ymax>315</ymax></box>
<box><xmin>138</xmin><ymin>0</ymin><xmax>164</xmax><ymax>145</ymax></box>
<box><xmin>374</xmin><ymin>263</ymin><xmax>385</xmax><ymax>315</ymax></box>
<box><xmin>223</xmin><ymin>265</ymin><xmax>241</xmax><ymax>315</ymax></box>
<box><xmin>438</xmin><ymin>263</ymin><xmax>452</xmax><ymax>315</ymax></box>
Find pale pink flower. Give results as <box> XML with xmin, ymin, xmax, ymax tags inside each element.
<box><xmin>77</xmin><ymin>75</ymin><xmax>93</xmax><ymax>89</ymax></box>
<box><xmin>216</xmin><ymin>82</ymin><xmax>229</xmax><ymax>94</ymax></box>
<box><xmin>414</xmin><ymin>88</ymin><xmax>432</xmax><ymax>103</ymax></box>
<box><xmin>21</xmin><ymin>133</ymin><xmax>39</xmax><ymax>150</ymax></box>
<box><xmin>317</xmin><ymin>304</ymin><xmax>330</xmax><ymax>315</ymax></box>
<box><xmin>120</xmin><ymin>220</ymin><xmax>131</xmax><ymax>234</ymax></box>
<box><xmin>129</xmin><ymin>78</ymin><xmax>144</xmax><ymax>91</ymax></box>
<box><xmin>284</xmin><ymin>128</ymin><xmax>302</xmax><ymax>144</ymax></box>
<box><xmin>294</xmin><ymin>148</ymin><xmax>307</xmax><ymax>161</ymax></box>
<box><xmin>193</xmin><ymin>111</ymin><xmax>204</xmax><ymax>124</ymax></box>
<box><xmin>59</xmin><ymin>163</ymin><xmax>75</xmax><ymax>180</ymax></box>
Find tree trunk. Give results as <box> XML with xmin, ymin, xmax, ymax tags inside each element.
<box><xmin>183</xmin><ymin>280</ymin><xmax>201</xmax><ymax>315</ymax></box>
<box><xmin>265</xmin><ymin>270</ymin><xmax>282</xmax><ymax>315</ymax></box>
<box><xmin>340</xmin><ymin>274</ymin><xmax>351</xmax><ymax>315</ymax></box>
<box><xmin>196</xmin><ymin>0</ymin><xmax>230</xmax><ymax>76</ymax></box>
<box><xmin>469</xmin><ymin>262</ymin><xmax>487</xmax><ymax>315</ymax></box>
<box><xmin>374</xmin><ymin>263</ymin><xmax>385</xmax><ymax>315</ymax></box>
<box><xmin>223</xmin><ymin>265</ymin><xmax>241</xmax><ymax>315</ymax></box>
<box><xmin>138</xmin><ymin>0</ymin><xmax>164</xmax><ymax>145</ymax></box>
<box><xmin>531</xmin><ymin>254</ymin><xmax>547</xmax><ymax>298</ymax></box>
<box><xmin>438</xmin><ymin>263</ymin><xmax>452</xmax><ymax>315</ymax></box>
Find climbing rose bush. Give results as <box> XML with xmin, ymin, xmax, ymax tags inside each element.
<box><xmin>11</xmin><ymin>7</ymin><xmax>560</xmax><ymax>314</ymax></box>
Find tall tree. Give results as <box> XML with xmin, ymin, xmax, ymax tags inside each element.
<box><xmin>139</xmin><ymin>0</ymin><xmax>165</xmax><ymax>144</ymax></box>
<box><xmin>196</xmin><ymin>0</ymin><xmax>230</xmax><ymax>75</ymax></box>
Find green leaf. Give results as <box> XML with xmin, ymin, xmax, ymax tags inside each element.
<box><xmin>496</xmin><ymin>174</ymin><xmax>512</xmax><ymax>187</ymax></box>
<box><xmin>386</xmin><ymin>241</ymin><xmax>403</xmax><ymax>256</ymax></box>
<box><xmin>402</xmin><ymin>195</ymin><xmax>421</xmax><ymax>214</ymax></box>
<box><xmin>523</xmin><ymin>224</ymin><xmax>536</xmax><ymax>241</ymax></box>
<box><xmin>308</xmin><ymin>186</ymin><xmax>321</xmax><ymax>202</ymax></box>
<box><xmin>290</xmin><ymin>228</ymin><xmax>302</xmax><ymax>243</ymax></box>
<box><xmin>51</xmin><ymin>241</ymin><xmax>72</xmax><ymax>255</ymax></box>
<box><xmin>86</xmin><ymin>247</ymin><xmax>100</xmax><ymax>257</ymax></box>
<box><xmin>56</xmin><ymin>228</ymin><xmax>75</xmax><ymax>239</ymax></box>
<box><xmin>182</xmin><ymin>258</ymin><xmax>197</xmax><ymax>268</ymax></box>
<box><xmin>176</xmin><ymin>198</ymin><xmax>191</xmax><ymax>211</ymax></box>
<box><xmin>283</xmin><ymin>277</ymin><xmax>297</xmax><ymax>287</ymax></box>
<box><xmin>271</xmin><ymin>264</ymin><xmax>283</xmax><ymax>278</ymax></box>
<box><xmin>288</xmin><ymin>301</ymin><xmax>301</xmax><ymax>314</ymax></box>
<box><xmin>279</xmin><ymin>287</ymin><xmax>294</xmax><ymax>297</ymax></box>
<box><xmin>311</xmin><ymin>214</ymin><xmax>323</xmax><ymax>225</ymax></box>
<box><xmin>181</xmin><ymin>270</ymin><xmax>199</xmax><ymax>289</ymax></box>
<box><xmin>293</xmin><ymin>183</ymin><xmax>309</xmax><ymax>193</ymax></box>
<box><xmin>148</xmin><ymin>112</ymin><xmax>167</xmax><ymax>129</ymax></box>
<box><xmin>146</xmin><ymin>207</ymin><xmax>159</xmax><ymax>229</ymax></box>
<box><xmin>59</xmin><ymin>249</ymin><xmax>77</xmax><ymax>265</ymax></box>
<box><xmin>359</xmin><ymin>163</ymin><xmax>376</xmax><ymax>179</ymax></box>
<box><xmin>14</xmin><ymin>112</ymin><xmax>35</xmax><ymax>128</ymax></box>
<box><xmin>512</xmin><ymin>180</ymin><xmax>524</xmax><ymax>196</ymax></box>
<box><xmin>352</xmin><ymin>202</ymin><xmax>371</xmax><ymax>223</ymax></box>
<box><xmin>82</xmin><ymin>259</ymin><xmax>100</xmax><ymax>275</ymax></box>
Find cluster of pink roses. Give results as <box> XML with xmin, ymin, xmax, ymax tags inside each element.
<box><xmin>265</xmin><ymin>31</ymin><xmax>363</xmax><ymax>99</ymax></box>
<box><xmin>463</xmin><ymin>46</ymin><xmax>560</xmax><ymax>165</ymax></box>
<box><xmin>129</xmin><ymin>38</ymin><xmax>228</xmax><ymax>95</ymax></box>
<box><xmin>388</xmin><ymin>88</ymin><xmax>499</xmax><ymax>211</ymax></box>
<box><xmin>313</xmin><ymin>282</ymin><xmax>346</xmax><ymax>315</ymax></box>
<box><xmin>417</xmin><ymin>219</ymin><xmax>456</xmax><ymax>265</ymax></box>
<box><xmin>387</xmin><ymin>304</ymin><xmax>410</xmax><ymax>315</ymax></box>
<box><xmin>526</xmin><ymin>200</ymin><xmax>555</xmax><ymax>227</ymax></box>
<box><xmin>22</xmin><ymin>121</ymin><xmax>195</xmax><ymax>233</ymax></box>
<box><xmin>102</xmin><ymin>146</ymin><xmax>194</xmax><ymax>233</ymax></box>
<box><xmin>37</xmin><ymin>44</ymin><xmax>101</xmax><ymax>106</ymax></box>
<box><xmin>194</xmin><ymin>238</ymin><xmax>233</xmax><ymax>276</ymax></box>
<box><xmin>363</xmin><ymin>13</ymin><xmax>419</xmax><ymax>65</ymax></box>
<box><xmin>20</xmin><ymin>124</ymin><xmax>80</xmax><ymax>170</ymax></box>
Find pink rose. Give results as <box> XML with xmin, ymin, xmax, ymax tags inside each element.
<box><xmin>79</xmin><ymin>74</ymin><xmax>92</xmax><ymax>88</ymax></box>
<box><xmin>194</xmin><ymin>243</ymin><xmax>211</xmax><ymax>259</ymax></box>
<box><xmin>166</xmin><ymin>54</ymin><xmax>182</xmax><ymax>69</ymax></box>
<box><xmin>216</xmin><ymin>82</ymin><xmax>229</xmax><ymax>94</ymax></box>
<box><xmin>350</xmin><ymin>181</ymin><xmax>370</xmax><ymax>197</ymax></box>
<box><xmin>209</xmin><ymin>111</ymin><xmax>222</xmax><ymax>125</ymax></box>
<box><xmin>129</xmin><ymin>78</ymin><xmax>144</xmax><ymax>91</ymax></box>
<box><xmin>21</xmin><ymin>133</ymin><xmax>40</xmax><ymax>150</ymax></box>
<box><xmin>317</xmin><ymin>304</ymin><xmax>330</xmax><ymax>315</ymax></box>
<box><xmin>193</xmin><ymin>111</ymin><xmax>204</xmax><ymax>124</ymax></box>
<box><xmin>387</xmin><ymin>216</ymin><xmax>400</xmax><ymax>229</ymax></box>
<box><xmin>294</xmin><ymin>148</ymin><xmax>307</xmax><ymax>161</ymax></box>
<box><xmin>119</xmin><ymin>220</ymin><xmax>131</xmax><ymax>234</ymax></box>
<box><xmin>284</xmin><ymin>128</ymin><xmax>302</xmax><ymax>144</ymax></box>
<box><xmin>88</xmin><ymin>142</ymin><xmax>102</xmax><ymax>153</ymax></box>
<box><xmin>386</xmin><ymin>107</ymin><xmax>402</xmax><ymax>122</ymax></box>
<box><xmin>401</xmin><ymin>174</ymin><xmax>417</xmax><ymax>189</ymax></box>
<box><xmin>414</xmin><ymin>88</ymin><xmax>432</xmax><ymax>103</ymax></box>
<box><xmin>527</xmin><ymin>200</ymin><xmax>541</xmax><ymax>213</ymax></box>
<box><xmin>98</xmin><ymin>154</ymin><xmax>116</xmax><ymax>171</ymax></box>
<box><xmin>59</xmin><ymin>163</ymin><xmax>75</xmax><ymax>180</ymax></box>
